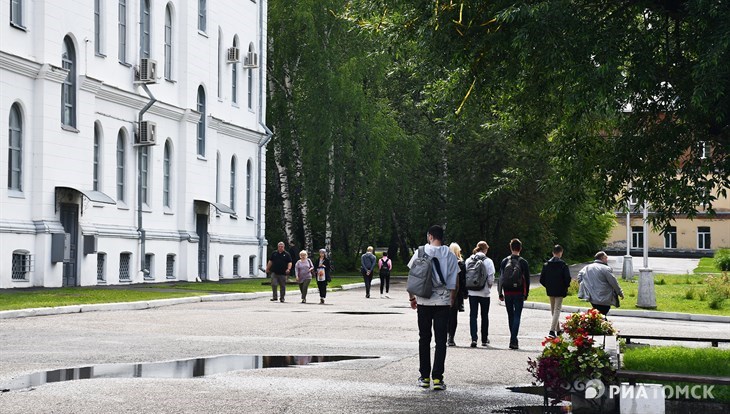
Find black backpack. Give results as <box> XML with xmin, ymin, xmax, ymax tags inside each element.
<box><xmin>379</xmin><ymin>258</ymin><xmax>391</xmax><ymax>277</ymax></box>
<box><xmin>502</xmin><ymin>256</ymin><xmax>524</xmax><ymax>291</ymax></box>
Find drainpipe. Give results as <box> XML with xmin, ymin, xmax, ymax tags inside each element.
<box><xmin>256</xmin><ymin>0</ymin><xmax>272</xmax><ymax>274</ymax></box>
<box><xmin>138</xmin><ymin>83</ymin><xmax>156</xmax><ymax>279</ymax></box>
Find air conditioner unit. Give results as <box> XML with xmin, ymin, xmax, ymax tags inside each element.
<box><xmin>243</xmin><ymin>52</ymin><xmax>258</xmax><ymax>68</ymax></box>
<box><xmin>138</xmin><ymin>58</ymin><xmax>157</xmax><ymax>83</ymax></box>
<box><xmin>227</xmin><ymin>47</ymin><xmax>240</xmax><ymax>63</ymax></box>
<box><xmin>137</xmin><ymin>120</ymin><xmax>157</xmax><ymax>145</ymax></box>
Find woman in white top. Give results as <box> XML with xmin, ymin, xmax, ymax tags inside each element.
<box><xmin>464</xmin><ymin>241</ymin><xmax>496</xmax><ymax>347</ymax></box>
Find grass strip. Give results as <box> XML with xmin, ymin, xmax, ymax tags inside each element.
<box><xmin>0</xmin><ymin>288</ymin><xmax>200</xmax><ymax>311</ymax></box>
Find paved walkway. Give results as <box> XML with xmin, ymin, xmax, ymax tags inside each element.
<box><xmin>0</xmin><ymin>280</ymin><xmax>728</xmax><ymax>413</ymax></box>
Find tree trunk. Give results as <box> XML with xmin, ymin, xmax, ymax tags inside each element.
<box><xmin>324</xmin><ymin>141</ymin><xmax>334</xmax><ymax>253</ymax></box>
<box><xmin>272</xmin><ymin>130</ymin><xmax>294</xmax><ymax>246</ymax></box>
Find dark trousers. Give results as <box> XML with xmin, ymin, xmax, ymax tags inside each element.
<box><xmin>591</xmin><ymin>303</ymin><xmax>611</xmax><ymax>316</ymax></box>
<box><xmin>317</xmin><ymin>280</ymin><xmax>327</xmax><ymax>299</ymax></box>
<box><xmin>379</xmin><ymin>274</ymin><xmax>390</xmax><ymax>294</ymax></box>
<box><xmin>417</xmin><ymin>305</ymin><xmax>449</xmax><ymax>381</ymax></box>
<box><xmin>447</xmin><ymin>295</ymin><xmax>464</xmax><ymax>339</ymax></box>
<box><xmin>362</xmin><ymin>270</ymin><xmax>373</xmax><ymax>297</ymax></box>
<box><xmin>271</xmin><ymin>273</ymin><xmax>287</xmax><ymax>300</ymax></box>
<box><xmin>504</xmin><ymin>295</ymin><xmax>524</xmax><ymax>344</ymax></box>
<box><xmin>469</xmin><ymin>296</ymin><xmax>491</xmax><ymax>342</ymax></box>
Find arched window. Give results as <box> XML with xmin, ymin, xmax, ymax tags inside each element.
<box><xmin>163</xmin><ymin>140</ymin><xmax>171</xmax><ymax>208</ymax></box>
<box><xmin>164</xmin><ymin>4</ymin><xmax>173</xmax><ymax>80</ymax></box>
<box><xmin>93</xmin><ymin>122</ymin><xmax>102</xmax><ymax>191</ymax></box>
<box><xmin>140</xmin><ymin>0</ymin><xmax>151</xmax><ymax>59</ymax></box>
<box><xmin>8</xmin><ymin>103</ymin><xmax>23</xmax><ymax>191</ymax></box>
<box><xmin>198</xmin><ymin>0</ymin><xmax>206</xmax><ymax>32</ymax></box>
<box><xmin>197</xmin><ymin>86</ymin><xmax>206</xmax><ymax>156</ymax></box>
<box><xmin>246</xmin><ymin>159</ymin><xmax>252</xmax><ymax>217</ymax></box>
<box><xmin>116</xmin><ymin>130</ymin><xmax>126</xmax><ymax>202</ymax></box>
<box><xmin>230</xmin><ymin>156</ymin><xmax>237</xmax><ymax>211</ymax></box>
<box><xmin>118</xmin><ymin>0</ymin><xmax>127</xmax><ymax>62</ymax></box>
<box><xmin>62</xmin><ymin>36</ymin><xmax>76</xmax><ymax>127</ymax></box>
<box><xmin>247</xmin><ymin>43</ymin><xmax>255</xmax><ymax>109</ymax></box>
<box><xmin>232</xmin><ymin>36</ymin><xmax>239</xmax><ymax>104</ymax></box>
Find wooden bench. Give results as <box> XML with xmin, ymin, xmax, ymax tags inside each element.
<box><xmin>618</xmin><ymin>334</ymin><xmax>730</xmax><ymax>348</ymax></box>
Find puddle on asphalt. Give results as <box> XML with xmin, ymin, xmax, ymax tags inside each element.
<box><xmin>0</xmin><ymin>355</ymin><xmax>377</xmax><ymax>392</ymax></box>
<box><xmin>333</xmin><ymin>311</ymin><xmax>402</xmax><ymax>315</ymax></box>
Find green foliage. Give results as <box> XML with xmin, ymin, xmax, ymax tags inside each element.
<box><xmin>714</xmin><ymin>249</ymin><xmax>730</xmax><ymax>272</ymax></box>
<box><xmin>694</xmin><ymin>257</ymin><xmax>722</xmax><ymax>274</ymax></box>
<box><xmin>704</xmin><ymin>274</ymin><xmax>730</xmax><ymax>310</ymax></box>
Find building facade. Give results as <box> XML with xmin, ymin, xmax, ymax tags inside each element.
<box><xmin>0</xmin><ymin>0</ymin><xmax>270</xmax><ymax>288</ymax></box>
<box><xmin>606</xmin><ymin>195</ymin><xmax>730</xmax><ymax>257</ymax></box>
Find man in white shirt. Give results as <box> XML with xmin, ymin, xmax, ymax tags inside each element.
<box><xmin>407</xmin><ymin>225</ymin><xmax>458</xmax><ymax>391</ymax></box>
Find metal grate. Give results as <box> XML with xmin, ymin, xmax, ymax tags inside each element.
<box><xmin>119</xmin><ymin>253</ymin><xmax>131</xmax><ymax>281</ymax></box>
<box><xmin>12</xmin><ymin>252</ymin><xmax>32</xmax><ymax>280</ymax></box>
<box><xmin>97</xmin><ymin>253</ymin><xmax>106</xmax><ymax>281</ymax></box>
<box><xmin>166</xmin><ymin>254</ymin><xmax>175</xmax><ymax>279</ymax></box>
<box><xmin>233</xmin><ymin>256</ymin><xmax>240</xmax><ymax>277</ymax></box>
<box><xmin>144</xmin><ymin>253</ymin><xmax>154</xmax><ymax>279</ymax></box>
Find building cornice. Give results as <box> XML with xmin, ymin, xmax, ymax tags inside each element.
<box><xmin>36</xmin><ymin>63</ymin><xmax>69</xmax><ymax>84</ymax></box>
<box><xmin>209</xmin><ymin>115</ymin><xmax>265</xmax><ymax>143</ymax></box>
<box><xmin>79</xmin><ymin>75</ymin><xmax>104</xmax><ymax>94</ymax></box>
<box><xmin>0</xmin><ymin>51</ymin><xmax>42</xmax><ymax>79</ymax></box>
<box><xmin>96</xmin><ymin>84</ymin><xmax>186</xmax><ymax>122</ymax></box>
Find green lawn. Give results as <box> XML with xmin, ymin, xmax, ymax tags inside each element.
<box><xmin>528</xmin><ymin>274</ymin><xmax>730</xmax><ymax>316</ymax></box>
<box><xmin>695</xmin><ymin>257</ymin><xmax>723</xmax><ymax>274</ymax></box>
<box><xmin>0</xmin><ymin>288</ymin><xmax>200</xmax><ymax>311</ymax></box>
<box><xmin>138</xmin><ymin>277</ymin><xmax>365</xmax><ymax>292</ymax></box>
<box><xmin>622</xmin><ymin>346</ymin><xmax>730</xmax><ymax>401</ymax></box>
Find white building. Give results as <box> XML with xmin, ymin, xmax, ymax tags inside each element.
<box><xmin>0</xmin><ymin>0</ymin><xmax>270</xmax><ymax>288</ymax></box>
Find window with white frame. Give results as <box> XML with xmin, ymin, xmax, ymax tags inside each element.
<box><xmin>631</xmin><ymin>226</ymin><xmax>643</xmax><ymax>249</ymax></box>
<box><xmin>217</xmin><ymin>29</ymin><xmax>222</xmax><ymax>98</ymax></box>
<box><xmin>10</xmin><ymin>0</ymin><xmax>23</xmax><ymax>28</ymax></box>
<box><xmin>664</xmin><ymin>226</ymin><xmax>677</xmax><ymax>249</ymax></box>
<box><xmin>198</xmin><ymin>0</ymin><xmax>206</xmax><ymax>32</ymax></box>
<box><xmin>197</xmin><ymin>86</ymin><xmax>206</xmax><ymax>156</ymax></box>
<box><xmin>116</xmin><ymin>130</ymin><xmax>126</xmax><ymax>202</ymax></box>
<box><xmin>119</xmin><ymin>252</ymin><xmax>131</xmax><ymax>281</ymax></box>
<box><xmin>97</xmin><ymin>252</ymin><xmax>106</xmax><ymax>282</ymax></box>
<box><xmin>233</xmin><ymin>255</ymin><xmax>240</xmax><ymax>277</ymax></box>
<box><xmin>62</xmin><ymin>36</ymin><xmax>77</xmax><ymax>127</ymax></box>
<box><xmin>94</xmin><ymin>0</ymin><xmax>104</xmax><ymax>55</ymax></box>
<box><xmin>246</xmin><ymin>159</ymin><xmax>252</xmax><ymax>217</ymax></box>
<box><xmin>166</xmin><ymin>254</ymin><xmax>175</xmax><ymax>279</ymax></box>
<box><xmin>698</xmin><ymin>227</ymin><xmax>711</xmax><ymax>250</ymax></box>
<box><xmin>93</xmin><ymin>123</ymin><xmax>102</xmax><ymax>191</ymax></box>
<box><xmin>230</xmin><ymin>156</ymin><xmax>237</xmax><ymax>211</ymax></box>
<box><xmin>164</xmin><ymin>4</ymin><xmax>173</xmax><ymax>80</ymax></box>
<box><xmin>247</xmin><ymin>43</ymin><xmax>255</xmax><ymax>109</ymax></box>
<box><xmin>144</xmin><ymin>253</ymin><xmax>154</xmax><ymax>279</ymax></box>
<box><xmin>12</xmin><ymin>250</ymin><xmax>31</xmax><ymax>280</ymax></box>
<box><xmin>118</xmin><ymin>0</ymin><xmax>127</xmax><ymax>62</ymax></box>
<box><xmin>232</xmin><ymin>36</ymin><xmax>239</xmax><ymax>104</ymax></box>
<box><xmin>8</xmin><ymin>103</ymin><xmax>23</xmax><ymax>191</ymax></box>
<box><xmin>140</xmin><ymin>0</ymin><xmax>151</xmax><ymax>59</ymax></box>
<box><xmin>140</xmin><ymin>145</ymin><xmax>149</xmax><ymax>206</ymax></box>
<box><xmin>215</xmin><ymin>152</ymin><xmax>221</xmax><ymax>202</ymax></box>
<box><xmin>163</xmin><ymin>140</ymin><xmax>171</xmax><ymax>208</ymax></box>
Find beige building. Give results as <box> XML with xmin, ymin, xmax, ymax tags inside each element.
<box><xmin>606</xmin><ymin>194</ymin><xmax>730</xmax><ymax>257</ymax></box>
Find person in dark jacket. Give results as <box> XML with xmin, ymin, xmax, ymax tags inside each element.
<box><xmin>498</xmin><ymin>238</ymin><xmax>531</xmax><ymax>350</ymax></box>
<box><xmin>539</xmin><ymin>245</ymin><xmax>572</xmax><ymax>338</ymax></box>
<box><xmin>447</xmin><ymin>243</ymin><xmax>467</xmax><ymax>347</ymax></box>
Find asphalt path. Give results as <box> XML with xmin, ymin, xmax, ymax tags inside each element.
<box><xmin>0</xmin><ymin>281</ymin><xmax>728</xmax><ymax>413</ymax></box>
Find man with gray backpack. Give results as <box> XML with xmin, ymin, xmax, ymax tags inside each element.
<box><xmin>498</xmin><ymin>238</ymin><xmax>531</xmax><ymax>350</ymax></box>
<box><xmin>464</xmin><ymin>241</ymin><xmax>496</xmax><ymax>348</ymax></box>
<box><xmin>407</xmin><ymin>225</ymin><xmax>458</xmax><ymax>391</ymax></box>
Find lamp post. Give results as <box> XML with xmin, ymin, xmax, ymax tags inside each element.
<box><xmin>622</xmin><ymin>202</ymin><xmax>634</xmax><ymax>281</ymax></box>
<box><xmin>637</xmin><ymin>201</ymin><xmax>656</xmax><ymax>308</ymax></box>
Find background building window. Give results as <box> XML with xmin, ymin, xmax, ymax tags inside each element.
<box><xmin>119</xmin><ymin>252</ymin><xmax>131</xmax><ymax>281</ymax></box>
<box><xmin>163</xmin><ymin>140</ymin><xmax>171</xmax><ymax>208</ymax></box>
<box><xmin>8</xmin><ymin>103</ymin><xmax>23</xmax><ymax>191</ymax></box>
<box><xmin>118</xmin><ymin>0</ymin><xmax>127</xmax><ymax>62</ymax></box>
<box><xmin>144</xmin><ymin>253</ymin><xmax>154</xmax><ymax>279</ymax></box>
<box><xmin>246</xmin><ymin>160</ymin><xmax>252</xmax><ymax>217</ymax></box>
<box><xmin>166</xmin><ymin>254</ymin><xmax>175</xmax><ymax>279</ymax></box>
<box><xmin>698</xmin><ymin>227</ymin><xmax>711</xmax><ymax>250</ymax></box>
<box><xmin>93</xmin><ymin>123</ymin><xmax>101</xmax><ymax>191</ymax></box>
<box><xmin>218</xmin><ymin>255</ymin><xmax>224</xmax><ymax>277</ymax></box>
<box><xmin>215</xmin><ymin>152</ymin><xmax>221</xmax><ymax>203</ymax></box>
<box><xmin>247</xmin><ymin>43</ymin><xmax>255</xmax><ymax>109</ymax></box>
<box><xmin>232</xmin><ymin>37</ymin><xmax>239</xmax><ymax>104</ymax></box>
<box><xmin>249</xmin><ymin>255</ymin><xmax>256</xmax><ymax>276</ymax></box>
<box><xmin>631</xmin><ymin>226</ymin><xmax>643</xmax><ymax>249</ymax></box>
<box><xmin>233</xmin><ymin>255</ymin><xmax>240</xmax><ymax>277</ymax></box>
<box><xmin>230</xmin><ymin>157</ymin><xmax>237</xmax><ymax>211</ymax></box>
<box><xmin>10</xmin><ymin>0</ymin><xmax>23</xmax><ymax>27</ymax></box>
<box><xmin>664</xmin><ymin>226</ymin><xmax>677</xmax><ymax>249</ymax></box>
<box><xmin>97</xmin><ymin>252</ymin><xmax>106</xmax><ymax>282</ymax></box>
<box><xmin>94</xmin><ymin>0</ymin><xmax>104</xmax><ymax>55</ymax></box>
<box><xmin>140</xmin><ymin>0</ymin><xmax>150</xmax><ymax>58</ymax></box>
<box><xmin>164</xmin><ymin>4</ymin><xmax>173</xmax><ymax>79</ymax></box>
<box><xmin>116</xmin><ymin>131</ymin><xmax>126</xmax><ymax>202</ymax></box>
<box><xmin>12</xmin><ymin>250</ymin><xmax>32</xmax><ymax>280</ymax></box>
<box><xmin>140</xmin><ymin>145</ymin><xmax>149</xmax><ymax>205</ymax></box>
<box><xmin>198</xmin><ymin>0</ymin><xmax>206</xmax><ymax>32</ymax></box>
<box><xmin>197</xmin><ymin>86</ymin><xmax>206</xmax><ymax>156</ymax></box>
<box><xmin>62</xmin><ymin>36</ymin><xmax>77</xmax><ymax>127</ymax></box>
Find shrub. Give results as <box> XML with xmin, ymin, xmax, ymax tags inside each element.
<box><xmin>567</xmin><ymin>279</ymin><xmax>579</xmax><ymax>296</ymax></box>
<box><xmin>715</xmin><ymin>248</ymin><xmax>730</xmax><ymax>274</ymax></box>
<box><xmin>655</xmin><ymin>278</ymin><xmax>666</xmax><ymax>285</ymax></box>
<box><xmin>705</xmin><ymin>274</ymin><xmax>730</xmax><ymax>310</ymax></box>
<box><xmin>684</xmin><ymin>288</ymin><xmax>695</xmax><ymax>300</ymax></box>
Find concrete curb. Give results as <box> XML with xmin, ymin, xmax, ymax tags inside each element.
<box><xmin>522</xmin><ymin>300</ymin><xmax>730</xmax><ymax>324</ymax></box>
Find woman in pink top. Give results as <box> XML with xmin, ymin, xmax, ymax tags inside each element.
<box><xmin>294</xmin><ymin>250</ymin><xmax>314</xmax><ymax>303</ymax></box>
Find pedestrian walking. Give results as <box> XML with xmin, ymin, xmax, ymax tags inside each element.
<box><xmin>378</xmin><ymin>252</ymin><xmax>393</xmax><ymax>298</ymax></box>
<box><xmin>266</xmin><ymin>241</ymin><xmax>292</xmax><ymax>303</ymax></box>
<box><xmin>498</xmin><ymin>238</ymin><xmax>530</xmax><ymax>350</ymax></box>
<box><xmin>294</xmin><ymin>250</ymin><xmax>314</xmax><ymax>303</ymax></box>
<box><xmin>315</xmin><ymin>248</ymin><xmax>332</xmax><ymax>304</ymax></box>
<box><xmin>465</xmin><ymin>241</ymin><xmax>495</xmax><ymax>348</ymax></box>
<box><xmin>578</xmin><ymin>251</ymin><xmax>624</xmax><ymax>316</ymax></box>
<box><xmin>361</xmin><ymin>246</ymin><xmax>377</xmax><ymax>298</ymax></box>
<box><xmin>539</xmin><ymin>244</ymin><xmax>572</xmax><ymax>337</ymax></box>
<box><xmin>408</xmin><ymin>225</ymin><xmax>458</xmax><ymax>391</ymax></box>
<box><xmin>447</xmin><ymin>242</ymin><xmax>467</xmax><ymax>347</ymax></box>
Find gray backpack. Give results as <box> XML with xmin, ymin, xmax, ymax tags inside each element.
<box><xmin>407</xmin><ymin>246</ymin><xmax>445</xmax><ymax>298</ymax></box>
<box><xmin>465</xmin><ymin>253</ymin><xmax>488</xmax><ymax>290</ymax></box>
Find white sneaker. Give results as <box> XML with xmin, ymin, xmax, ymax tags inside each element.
<box><xmin>384</xmin><ymin>294</ymin><xmax>390</xmax><ymax>298</ymax></box>
<box><xmin>380</xmin><ymin>294</ymin><xmax>385</xmax><ymax>299</ymax></box>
